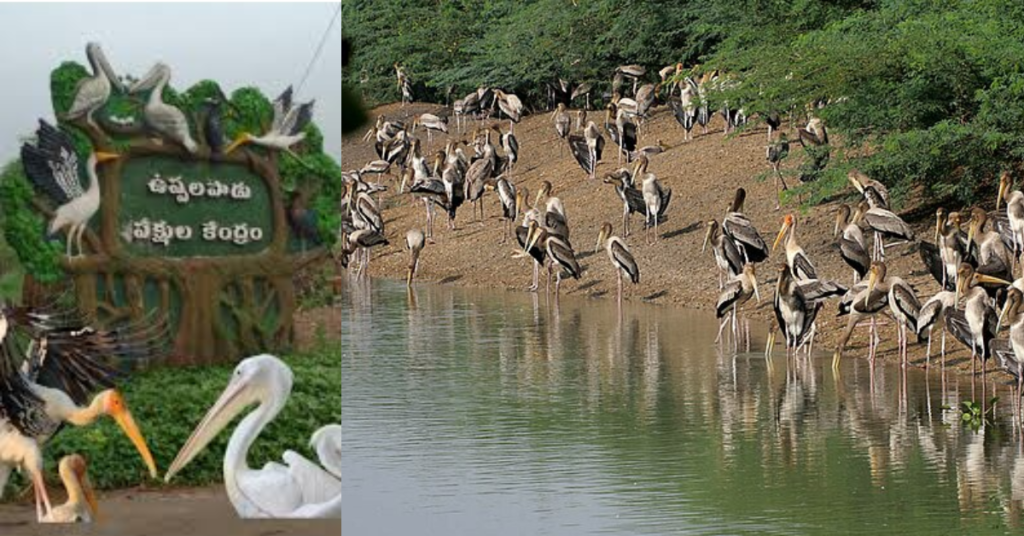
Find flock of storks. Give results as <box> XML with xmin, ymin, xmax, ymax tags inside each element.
<box><xmin>341</xmin><ymin>62</ymin><xmax>1024</xmax><ymax>420</ymax></box>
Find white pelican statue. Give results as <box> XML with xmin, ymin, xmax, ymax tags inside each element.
<box><xmin>21</xmin><ymin>120</ymin><xmax>121</xmax><ymax>258</ymax></box>
<box><xmin>64</xmin><ymin>42</ymin><xmax>123</xmax><ymax>126</ymax></box>
<box><xmin>128</xmin><ymin>62</ymin><xmax>198</xmax><ymax>153</ymax></box>
<box><xmin>165</xmin><ymin>355</ymin><xmax>341</xmax><ymax>518</ymax></box>
<box><xmin>41</xmin><ymin>455</ymin><xmax>99</xmax><ymax>523</ymax></box>
<box><xmin>226</xmin><ymin>86</ymin><xmax>314</xmax><ymax>154</ymax></box>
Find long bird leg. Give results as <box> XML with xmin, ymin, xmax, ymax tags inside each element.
<box><xmin>716</xmin><ymin>316</ymin><xmax>730</xmax><ymax>344</ymax></box>
<box><xmin>617</xmin><ymin>269</ymin><xmax>623</xmax><ymax>306</ymax></box>
<box><xmin>528</xmin><ymin>260</ymin><xmax>540</xmax><ymax>292</ymax></box>
<box><xmin>33</xmin><ymin>469</ymin><xmax>53</xmax><ymax>522</ymax></box>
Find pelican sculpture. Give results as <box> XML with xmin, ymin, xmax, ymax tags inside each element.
<box><xmin>41</xmin><ymin>455</ymin><xmax>99</xmax><ymax>523</ymax></box>
<box><xmin>21</xmin><ymin>120</ymin><xmax>121</xmax><ymax>258</ymax></box>
<box><xmin>64</xmin><ymin>42</ymin><xmax>124</xmax><ymax>126</ymax></box>
<box><xmin>226</xmin><ymin>86</ymin><xmax>314</xmax><ymax>155</ymax></box>
<box><xmin>128</xmin><ymin>62</ymin><xmax>198</xmax><ymax>153</ymax></box>
<box><xmin>165</xmin><ymin>354</ymin><xmax>342</xmax><ymax>518</ymax></box>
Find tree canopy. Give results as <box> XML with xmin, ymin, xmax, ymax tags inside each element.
<box><xmin>344</xmin><ymin>0</ymin><xmax>1024</xmax><ymax>208</ymax></box>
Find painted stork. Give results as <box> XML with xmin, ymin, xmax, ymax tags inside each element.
<box><xmin>525</xmin><ymin>221</ymin><xmax>581</xmax><ymax>298</ymax></box>
<box><xmin>766</xmin><ymin>134</ymin><xmax>789</xmax><ymax>209</ymax></box>
<box><xmin>226</xmin><ymin>86</ymin><xmax>314</xmax><ymax>155</ymax></box>
<box><xmin>717</xmin><ymin>264</ymin><xmax>761</xmax><ymax>349</ymax></box>
<box><xmin>41</xmin><ymin>455</ymin><xmax>98</xmax><ymax>523</ymax></box>
<box><xmin>967</xmin><ymin>207</ymin><xmax>1013</xmax><ymax>281</ymax></box>
<box><xmin>567</xmin><ymin>121</ymin><xmax>604</xmax><ymax>179</ymax></box>
<box><xmin>21</xmin><ymin>120</ymin><xmax>121</xmax><ymax>258</ymax></box>
<box><xmin>603</xmin><ymin>165</ymin><xmax>645</xmax><ymax>236</ymax></box>
<box><xmin>571</xmin><ymin>82</ymin><xmax>593</xmax><ymax>110</ymax></box>
<box><xmin>997</xmin><ymin>171</ymin><xmax>1024</xmax><ymax>264</ymax></box>
<box><xmin>412</xmin><ymin>114</ymin><xmax>449</xmax><ymax>144</ymax></box>
<box><xmin>596</xmin><ymin>222</ymin><xmax>640</xmax><ymax>304</ymax></box>
<box><xmin>496</xmin><ymin>177</ymin><xmax>517</xmax><ymax>243</ymax></box>
<box><xmin>493</xmin><ymin>89</ymin><xmax>524</xmax><ymax>133</ymax></box>
<box><xmin>703</xmin><ymin>219</ymin><xmax>744</xmax><ymax>289</ymax></box>
<box><xmin>950</xmin><ymin>263</ymin><xmax>1011</xmax><ymax>382</ymax></box>
<box><xmin>405</xmin><ymin>229</ymin><xmax>426</xmax><ymax>286</ymax></box>
<box><xmin>515</xmin><ymin>210</ymin><xmax>547</xmax><ymax>292</ymax></box>
<box><xmin>641</xmin><ymin>171</ymin><xmax>667</xmax><ymax>244</ymax></box>
<box><xmin>773</xmin><ymin>264</ymin><xmax>818</xmax><ymax>357</ymax></box>
<box><xmin>865</xmin><ymin>261</ymin><xmax>921</xmax><ymax>366</ymax></box>
<box><xmin>834</xmin><ymin>203</ymin><xmax>870</xmax><ymax>282</ymax></box>
<box><xmin>553</xmin><ymin>103</ymin><xmax>571</xmax><ymax>154</ymax></box>
<box><xmin>723</xmin><ymin>188</ymin><xmax>769</xmax><ymax>264</ymax></box>
<box><xmin>772</xmin><ymin>214</ymin><xmax>817</xmax><ymax>281</ymax></box>
<box><xmin>917</xmin><ymin>290</ymin><xmax>957</xmax><ymax>367</ymax></box>
<box><xmin>833</xmin><ymin>274</ymin><xmax>890</xmax><ymax>367</ymax></box>
<box><xmin>997</xmin><ymin>287</ymin><xmax>1024</xmax><ymax>420</ymax></box>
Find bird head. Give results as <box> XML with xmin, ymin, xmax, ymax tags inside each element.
<box><xmin>1000</xmin><ymin>287</ymin><xmax>1024</xmax><ymax>330</ymax></box>
<box><xmin>773</xmin><ymin>214</ymin><xmax>794</xmax><ymax>252</ymax></box>
<box><xmin>96</xmin><ymin>389</ymin><xmax>157</xmax><ymax>479</ymax></box>
<box><xmin>934</xmin><ymin>207</ymin><xmax>946</xmax><ymax>242</ymax></box>
<box><xmin>165</xmin><ymin>355</ymin><xmax>293</xmax><ymax>483</ymax></box>
<box><xmin>834</xmin><ymin>205</ymin><xmax>850</xmax><ymax>238</ymax></box>
<box><xmin>94</xmin><ymin>151</ymin><xmax>121</xmax><ymax>165</ymax></box>
<box><xmin>998</xmin><ymin>171</ymin><xmax>1012</xmax><ymax>211</ymax></box>
<box><xmin>59</xmin><ymin>455</ymin><xmax>100</xmax><ymax>521</ymax></box>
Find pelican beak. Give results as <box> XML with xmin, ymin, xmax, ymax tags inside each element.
<box><xmin>772</xmin><ymin>219</ymin><xmax>790</xmax><ymax>253</ymax></box>
<box><xmin>165</xmin><ymin>375</ymin><xmax>252</xmax><ymax>482</ymax></box>
<box><xmin>108</xmin><ymin>396</ymin><xmax>158</xmax><ymax>479</ymax></box>
<box><xmin>865</xmin><ymin>269</ymin><xmax>878</xmax><ymax>306</ymax></box>
<box><xmin>225</xmin><ymin>134</ymin><xmax>251</xmax><ymax>154</ymax></box>
<box><xmin>95</xmin><ymin>152</ymin><xmax>121</xmax><ymax>164</ymax></box>
<box><xmin>702</xmin><ymin>224</ymin><xmax>713</xmax><ymax>254</ymax></box>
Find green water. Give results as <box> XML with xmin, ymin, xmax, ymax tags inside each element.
<box><xmin>342</xmin><ymin>279</ymin><xmax>1024</xmax><ymax>535</ymax></box>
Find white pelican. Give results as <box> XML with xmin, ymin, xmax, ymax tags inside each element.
<box><xmin>41</xmin><ymin>455</ymin><xmax>99</xmax><ymax>523</ymax></box>
<box><xmin>21</xmin><ymin>120</ymin><xmax>121</xmax><ymax>257</ymax></box>
<box><xmin>64</xmin><ymin>42</ymin><xmax>123</xmax><ymax>126</ymax></box>
<box><xmin>596</xmin><ymin>222</ymin><xmax>639</xmax><ymax>304</ymax></box>
<box><xmin>129</xmin><ymin>62</ymin><xmax>198</xmax><ymax>153</ymax></box>
<box><xmin>165</xmin><ymin>354</ymin><xmax>342</xmax><ymax>518</ymax></box>
<box><xmin>226</xmin><ymin>86</ymin><xmax>314</xmax><ymax>155</ymax></box>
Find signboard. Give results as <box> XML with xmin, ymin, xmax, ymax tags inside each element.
<box><xmin>10</xmin><ymin>43</ymin><xmax>330</xmax><ymax>365</ymax></box>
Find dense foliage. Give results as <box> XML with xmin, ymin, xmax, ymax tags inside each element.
<box><xmin>345</xmin><ymin>0</ymin><xmax>1024</xmax><ymax>208</ymax></box>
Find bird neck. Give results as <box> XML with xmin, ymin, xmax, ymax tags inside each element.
<box><xmin>85</xmin><ymin>155</ymin><xmax>102</xmax><ymax>196</ymax></box>
<box><xmin>147</xmin><ymin>73</ymin><xmax>168</xmax><ymax>106</ymax></box>
<box><xmin>66</xmin><ymin>395</ymin><xmax>105</xmax><ymax>426</ymax></box>
<box><xmin>224</xmin><ymin>392</ymin><xmax>285</xmax><ymax>487</ymax></box>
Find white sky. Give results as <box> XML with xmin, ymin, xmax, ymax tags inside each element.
<box><xmin>0</xmin><ymin>2</ymin><xmax>340</xmax><ymax>163</ymax></box>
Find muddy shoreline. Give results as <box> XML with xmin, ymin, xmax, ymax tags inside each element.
<box><xmin>344</xmin><ymin>102</ymin><xmax>1012</xmax><ymax>386</ymax></box>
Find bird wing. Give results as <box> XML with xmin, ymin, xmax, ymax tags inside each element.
<box><xmin>506</xmin><ymin>132</ymin><xmax>519</xmax><ymax>156</ymax></box>
<box><xmin>723</xmin><ymin>213</ymin><xmax>769</xmax><ymax>262</ymax></box>
<box><xmin>621</xmin><ymin>122</ymin><xmax>637</xmax><ymax>152</ymax></box>
<box><xmin>863</xmin><ymin>208</ymin><xmax>914</xmax><ymax>240</ymax></box>
<box><xmin>30</xmin><ymin>318</ymin><xmax>170</xmax><ymax>406</ymax></box>
<box><xmin>623</xmin><ymin>186</ymin><xmax>646</xmax><ymax>215</ymax></box>
<box><xmin>21</xmin><ymin>120</ymin><xmax>85</xmax><ymax>205</ymax></box>
<box><xmin>567</xmin><ymin>135</ymin><xmax>595</xmax><ymax>175</ymax></box>
<box><xmin>271</xmin><ymin>87</ymin><xmax>294</xmax><ymax>133</ymax></box>
<box><xmin>792</xmin><ymin>252</ymin><xmax>818</xmax><ymax>281</ymax></box>
<box><xmin>548</xmin><ymin>238</ymin><xmax>581</xmax><ymax>279</ymax></box>
<box><xmin>281</xmin><ymin>450</ymin><xmax>342</xmax><ymax>505</ymax></box>
<box><xmin>839</xmin><ymin>236</ymin><xmax>871</xmax><ymax>278</ymax></box>
<box><xmin>657</xmin><ymin>187</ymin><xmax>672</xmax><ymax>219</ymax></box>
<box><xmin>943</xmin><ymin>308</ymin><xmax>974</xmax><ymax>351</ymax></box>
<box><xmin>890</xmin><ymin>283</ymin><xmax>922</xmax><ymax>332</ymax></box>
<box><xmin>716</xmin><ymin>279</ymin><xmax>743</xmax><ymax>318</ymax></box>
<box><xmin>917</xmin><ymin>241</ymin><xmax>950</xmax><ymax>290</ymax></box>
<box><xmin>917</xmin><ymin>297</ymin><xmax>944</xmax><ymax>334</ymax></box>
<box><xmin>281</xmin><ymin>100</ymin><xmax>315</xmax><ymax>137</ymax></box>
<box><xmin>0</xmin><ymin>337</ymin><xmax>54</xmax><ymax>439</ymax></box>
<box><xmin>669</xmin><ymin>100</ymin><xmax>686</xmax><ymax>128</ymax></box>
<box><xmin>516</xmin><ymin>226</ymin><xmax>546</xmax><ymax>264</ymax></box>
<box><xmin>797</xmin><ymin>279</ymin><xmax>847</xmax><ymax>304</ymax></box>
<box><xmin>610</xmin><ymin>240</ymin><xmax>639</xmax><ymax>284</ymax></box>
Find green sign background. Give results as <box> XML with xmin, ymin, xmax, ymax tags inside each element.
<box><xmin>118</xmin><ymin>157</ymin><xmax>273</xmax><ymax>257</ymax></box>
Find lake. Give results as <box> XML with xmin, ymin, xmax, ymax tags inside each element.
<box><xmin>342</xmin><ymin>278</ymin><xmax>1024</xmax><ymax>535</ymax></box>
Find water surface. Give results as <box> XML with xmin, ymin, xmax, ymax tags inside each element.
<box><xmin>343</xmin><ymin>279</ymin><xmax>1024</xmax><ymax>535</ymax></box>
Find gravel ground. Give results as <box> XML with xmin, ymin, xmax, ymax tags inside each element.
<box><xmin>343</xmin><ymin>101</ymin><xmax>1008</xmax><ymax>384</ymax></box>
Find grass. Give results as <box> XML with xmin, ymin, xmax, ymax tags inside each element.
<box><xmin>30</xmin><ymin>345</ymin><xmax>341</xmax><ymax>491</ymax></box>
